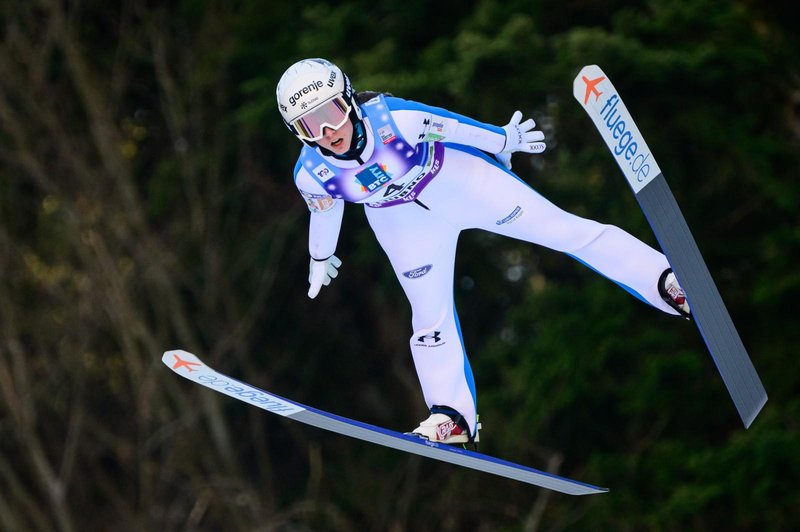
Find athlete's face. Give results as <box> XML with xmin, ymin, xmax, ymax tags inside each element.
<box><xmin>316</xmin><ymin>119</ymin><xmax>353</xmax><ymax>154</ymax></box>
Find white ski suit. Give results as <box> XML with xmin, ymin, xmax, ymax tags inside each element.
<box><xmin>292</xmin><ymin>94</ymin><xmax>677</xmax><ymax>435</ymax></box>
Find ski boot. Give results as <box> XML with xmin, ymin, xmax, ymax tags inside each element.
<box><xmin>659</xmin><ymin>268</ymin><xmax>691</xmax><ymax>319</ymax></box>
<box><xmin>406</xmin><ymin>405</ymin><xmax>481</xmax><ymax>450</ymax></box>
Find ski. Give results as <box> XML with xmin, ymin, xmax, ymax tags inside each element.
<box><xmin>162</xmin><ymin>349</ymin><xmax>607</xmax><ymax>495</ymax></box>
<box><xmin>573</xmin><ymin>65</ymin><xmax>767</xmax><ymax>428</ymax></box>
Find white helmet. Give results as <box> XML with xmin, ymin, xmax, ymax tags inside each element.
<box><xmin>276</xmin><ymin>58</ymin><xmax>362</xmax><ymax>144</ymax></box>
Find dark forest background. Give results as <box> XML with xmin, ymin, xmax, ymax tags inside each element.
<box><xmin>1</xmin><ymin>1</ymin><xmax>798</xmax><ymax>530</ymax></box>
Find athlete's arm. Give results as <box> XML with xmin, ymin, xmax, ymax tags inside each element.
<box><xmin>387</xmin><ymin>97</ymin><xmax>546</xmax><ymax>168</ymax></box>
<box><xmin>302</xmin><ymin>192</ymin><xmax>344</xmax><ymax>298</ymax></box>
<box><xmin>307</xmin><ymin>197</ymin><xmax>344</xmax><ymax>260</ymax></box>
<box><xmin>386</xmin><ymin>97</ymin><xmax>507</xmax><ymax>153</ymax></box>
<box><xmin>295</xmin><ymin>164</ymin><xmax>344</xmax><ymax>259</ymax></box>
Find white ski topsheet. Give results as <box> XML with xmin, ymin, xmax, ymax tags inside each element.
<box><xmin>162</xmin><ymin>350</ymin><xmax>608</xmax><ymax>495</ymax></box>
<box><xmin>572</xmin><ymin>65</ymin><xmax>767</xmax><ymax>428</ymax></box>
<box><xmin>572</xmin><ymin>65</ymin><xmax>661</xmax><ymax>193</ymax></box>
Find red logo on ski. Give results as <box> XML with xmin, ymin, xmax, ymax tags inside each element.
<box><xmin>581</xmin><ymin>75</ymin><xmax>605</xmax><ymax>104</ymax></box>
<box><xmin>172</xmin><ymin>354</ymin><xmax>202</xmax><ymax>372</ymax></box>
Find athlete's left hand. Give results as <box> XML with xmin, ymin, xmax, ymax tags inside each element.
<box><xmin>501</xmin><ymin>110</ymin><xmax>546</xmax><ymax>156</ymax></box>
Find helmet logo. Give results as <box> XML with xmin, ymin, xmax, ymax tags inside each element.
<box><xmin>289</xmin><ymin>80</ymin><xmax>324</xmax><ymax>107</ymax></box>
<box><xmin>327</xmin><ymin>71</ymin><xmax>336</xmax><ymax>87</ymax></box>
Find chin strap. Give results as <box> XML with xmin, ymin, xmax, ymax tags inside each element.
<box><xmin>348</xmin><ymin>119</ymin><xmax>368</xmax><ymax>156</ymax></box>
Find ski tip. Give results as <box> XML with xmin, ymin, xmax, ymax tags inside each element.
<box><xmin>161</xmin><ymin>349</ymin><xmax>204</xmax><ymax>370</ymax></box>
<box><xmin>575</xmin><ymin>64</ymin><xmax>602</xmax><ymax>76</ymax></box>
<box><xmin>572</xmin><ymin>65</ymin><xmax>612</xmax><ymax>107</ymax></box>
<box><xmin>572</xmin><ymin>64</ymin><xmax>605</xmax><ymax>89</ymax></box>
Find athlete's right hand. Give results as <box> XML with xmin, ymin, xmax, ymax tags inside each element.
<box><xmin>308</xmin><ymin>255</ymin><xmax>342</xmax><ymax>299</ymax></box>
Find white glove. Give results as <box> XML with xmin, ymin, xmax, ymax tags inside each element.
<box><xmin>308</xmin><ymin>255</ymin><xmax>341</xmax><ymax>299</ymax></box>
<box><xmin>500</xmin><ymin>110</ymin><xmax>546</xmax><ymax>165</ymax></box>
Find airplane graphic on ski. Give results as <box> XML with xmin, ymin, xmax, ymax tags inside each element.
<box><xmin>581</xmin><ymin>75</ymin><xmax>605</xmax><ymax>104</ymax></box>
<box><xmin>171</xmin><ymin>353</ymin><xmax>202</xmax><ymax>372</ymax></box>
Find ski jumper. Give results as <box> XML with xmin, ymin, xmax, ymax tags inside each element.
<box><xmin>292</xmin><ymin>95</ymin><xmax>677</xmax><ymax>435</ymax></box>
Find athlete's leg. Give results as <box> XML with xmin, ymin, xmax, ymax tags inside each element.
<box><xmin>440</xmin><ymin>146</ymin><xmax>677</xmax><ymax>314</ymax></box>
<box><xmin>364</xmin><ymin>203</ymin><xmax>479</xmax><ymax>434</ymax></box>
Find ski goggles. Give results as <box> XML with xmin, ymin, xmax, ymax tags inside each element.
<box><xmin>291</xmin><ymin>94</ymin><xmax>352</xmax><ymax>141</ymax></box>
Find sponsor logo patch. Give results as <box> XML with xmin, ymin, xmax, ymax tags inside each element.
<box><xmin>429</xmin><ymin>121</ymin><xmax>445</xmax><ymax>139</ymax></box>
<box><xmin>598</xmin><ymin>94</ymin><xmax>653</xmax><ymax>184</ymax></box>
<box><xmin>403</xmin><ymin>264</ymin><xmax>433</xmax><ymax>279</ymax></box>
<box><xmin>435</xmin><ymin>420</ymin><xmax>457</xmax><ymax>441</ymax></box>
<box><xmin>422</xmin><ymin>132</ymin><xmax>445</xmax><ymax>142</ymax></box>
<box><xmin>496</xmin><ymin>206</ymin><xmax>523</xmax><ymax>225</ymax></box>
<box><xmin>419</xmin><ymin>117</ymin><xmax>447</xmax><ymax>142</ymax></box>
<box><xmin>413</xmin><ymin>330</ymin><xmax>445</xmax><ymax>348</ymax></box>
<box><xmin>313</xmin><ymin>162</ymin><xmax>334</xmax><ymax>181</ymax></box>
<box><xmin>300</xmin><ymin>191</ymin><xmax>336</xmax><ymax>213</ymax></box>
<box><xmin>378</xmin><ymin>125</ymin><xmax>396</xmax><ymax>144</ymax></box>
<box><xmin>574</xmin><ymin>66</ymin><xmax>662</xmax><ymax>192</ymax></box>
<box><xmin>197</xmin><ymin>374</ymin><xmax>298</xmax><ymax>413</ymax></box>
<box><xmin>288</xmin><ymin>80</ymin><xmax>324</xmax><ymax>107</ymax></box>
<box><xmin>416</xmin><ymin>331</ymin><xmax>442</xmax><ymax>343</ymax></box>
<box><xmin>355</xmin><ymin>163</ymin><xmax>392</xmax><ymax>192</ymax></box>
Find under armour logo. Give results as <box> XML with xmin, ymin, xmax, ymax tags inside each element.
<box><xmin>417</xmin><ymin>331</ymin><xmax>442</xmax><ymax>344</ymax></box>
